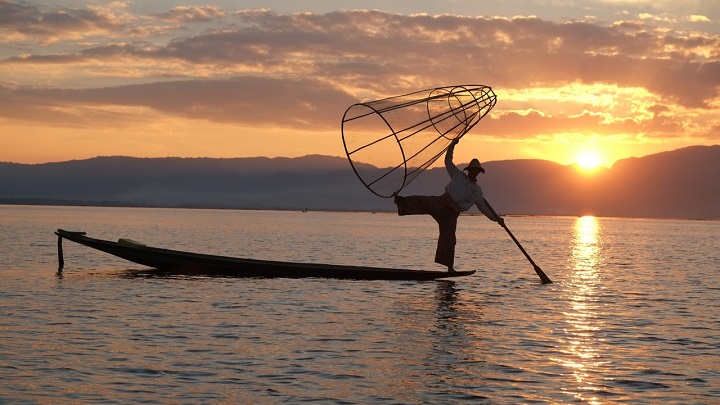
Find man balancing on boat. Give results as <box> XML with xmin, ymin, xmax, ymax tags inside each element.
<box><xmin>393</xmin><ymin>138</ymin><xmax>504</xmax><ymax>272</ymax></box>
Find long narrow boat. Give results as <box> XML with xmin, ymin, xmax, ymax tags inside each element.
<box><xmin>55</xmin><ymin>229</ymin><xmax>475</xmax><ymax>280</ymax></box>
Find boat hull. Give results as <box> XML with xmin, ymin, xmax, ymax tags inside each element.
<box><xmin>55</xmin><ymin>229</ymin><xmax>475</xmax><ymax>281</ymax></box>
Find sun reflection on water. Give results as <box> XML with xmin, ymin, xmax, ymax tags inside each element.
<box><xmin>559</xmin><ymin>216</ymin><xmax>608</xmax><ymax>404</ymax></box>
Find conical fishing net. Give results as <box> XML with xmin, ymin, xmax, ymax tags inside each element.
<box><xmin>342</xmin><ymin>85</ymin><xmax>497</xmax><ymax>198</ymax></box>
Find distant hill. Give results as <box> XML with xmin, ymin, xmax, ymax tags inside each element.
<box><xmin>595</xmin><ymin>146</ymin><xmax>720</xmax><ymax>218</ymax></box>
<box><xmin>1</xmin><ymin>146</ymin><xmax>719</xmax><ymax>219</ymax></box>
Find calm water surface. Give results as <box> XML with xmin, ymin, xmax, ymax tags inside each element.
<box><xmin>1</xmin><ymin>205</ymin><xmax>719</xmax><ymax>403</ymax></box>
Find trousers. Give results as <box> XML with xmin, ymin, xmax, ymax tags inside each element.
<box><xmin>395</xmin><ymin>193</ymin><xmax>461</xmax><ymax>268</ymax></box>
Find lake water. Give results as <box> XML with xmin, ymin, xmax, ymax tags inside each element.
<box><xmin>1</xmin><ymin>205</ymin><xmax>719</xmax><ymax>404</ymax></box>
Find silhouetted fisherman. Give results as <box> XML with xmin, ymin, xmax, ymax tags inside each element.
<box><xmin>394</xmin><ymin>138</ymin><xmax>504</xmax><ymax>272</ymax></box>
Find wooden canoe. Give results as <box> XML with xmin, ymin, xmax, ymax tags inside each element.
<box><xmin>55</xmin><ymin>229</ymin><xmax>475</xmax><ymax>281</ymax></box>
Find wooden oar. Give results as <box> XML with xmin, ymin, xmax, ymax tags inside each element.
<box><xmin>484</xmin><ymin>198</ymin><xmax>553</xmax><ymax>284</ymax></box>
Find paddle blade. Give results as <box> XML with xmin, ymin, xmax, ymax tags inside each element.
<box><xmin>535</xmin><ymin>265</ymin><xmax>553</xmax><ymax>284</ymax></box>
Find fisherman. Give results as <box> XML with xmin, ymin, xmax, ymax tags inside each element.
<box><xmin>393</xmin><ymin>138</ymin><xmax>504</xmax><ymax>272</ymax></box>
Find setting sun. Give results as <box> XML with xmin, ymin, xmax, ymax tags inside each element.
<box><xmin>576</xmin><ymin>151</ymin><xmax>603</xmax><ymax>170</ymax></box>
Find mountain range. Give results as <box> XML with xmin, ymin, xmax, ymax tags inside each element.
<box><xmin>1</xmin><ymin>145</ymin><xmax>719</xmax><ymax>219</ymax></box>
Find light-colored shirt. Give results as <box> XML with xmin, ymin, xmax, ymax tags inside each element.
<box><xmin>444</xmin><ymin>143</ymin><xmax>498</xmax><ymax>221</ymax></box>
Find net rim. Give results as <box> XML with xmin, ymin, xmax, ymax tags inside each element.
<box><xmin>341</xmin><ymin>84</ymin><xmax>497</xmax><ymax>198</ymax></box>
<box><xmin>341</xmin><ymin>102</ymin><xmax>407</xmax><ymax>198</ymax></box>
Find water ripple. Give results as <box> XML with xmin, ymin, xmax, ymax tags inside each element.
<box><xmin>1</xmin><ymin>208</ymin><xmax>719</xmax><ymax>403</ymax></box>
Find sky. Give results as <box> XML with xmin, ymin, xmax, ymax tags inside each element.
<box><xmin>1</xmin><ymin>0</ymin><xmax>719</xmax><ymax>168</ymax></box>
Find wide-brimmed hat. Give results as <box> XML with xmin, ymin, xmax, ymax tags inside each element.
<box><xmin>463</xmin><ymin>158</ymin><xmax>485</xmax><ymax>173</ymax></box>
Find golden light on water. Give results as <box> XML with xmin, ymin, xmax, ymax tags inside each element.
<box><xmin>573</xmin><ymin>216</ymin><xmax>602</xmax><ymax>269</ymax></box>
<box><xmin>561</xmin><ymin>216</ymin><xmax>607</xmax><ymax>403</ymax></box>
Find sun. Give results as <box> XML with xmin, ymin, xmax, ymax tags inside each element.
<box><xmin>576</xmin><ymin>151</ymin><xmax>603</xmax><ymax>170</ymax></box>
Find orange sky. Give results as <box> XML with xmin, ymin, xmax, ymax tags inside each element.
<box><xmin>1</xmin><ymin>1</ymin><xmax>719</xmax><ymax>168</ymax></box>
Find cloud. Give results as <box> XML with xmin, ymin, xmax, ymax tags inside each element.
<box><xmin>480</xmin><ymin>107</ymin><xmax>685</xmax><ymax>140</ymax></box>
<box><xmin>0</xmin><ymin>0</ymin><xmax>131</xmax><ymax>44</ymax></box>
<box><xmin>689</xmin><ymin>15</ymin><xmax>711</xmax><ymax>23</ymax></box>
<box><xmin>3</xmin><ymin>9</ymin><xmax>717</xmax><ymax>101</ymax></box>
<box><xmin>0</xmin><ymin>77</ymin><xmax>356</xmax><ymax>129</ymax></box>
<box><xmin>154</xmin><ymin>5</ymin><xmax>227</xmax><ymax>23</ymax></box>
<box><xmin>1</xmin><ymin>5</ymin><xmax>718</xmax><ymax>146</ymax></box>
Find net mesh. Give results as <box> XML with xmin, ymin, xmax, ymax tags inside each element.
<box><xmin>342</xmin><ymin>85</ymin><xmax>497</xmax><ymax>198</ymax></box>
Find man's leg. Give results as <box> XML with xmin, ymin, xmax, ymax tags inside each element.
<box><xmin>395</xmin><ymin>194</ymin><xmax>459</xmax><ymax>271</ymax></box>
<box><xmin>434</xmin><ymin>211</ymin><xmax>459</xmax><ymax>271</ymax></box>
<box><xmin>394</xmin><ymin>194</ymin><xmax>444</xmax><ymax>216</ymax></box>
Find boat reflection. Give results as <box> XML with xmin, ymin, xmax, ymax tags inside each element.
<box><xmin>560</xmin><ymin>216</ymin><xmax>607</xmax><ymax>403</ymax></box>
